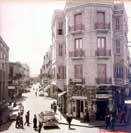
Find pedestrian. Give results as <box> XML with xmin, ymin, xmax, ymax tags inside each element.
<box><xmin>120</xmin><ymin>110</ymin><xmax>126</xmax><ymax>124</ymax></box>
<box><xmin>105</xmin><ymin>114</ymin><xmax>111</xmax><ymax>129</ymax></box>
<box><xmin>35</xmin><ymin>91</ymin><xmax>37</xmax><ymax>96</ymax></box>
<box><xmin>84</xmin><ymin>109</ymin><xmax>90</xmax><ymax>123</ymax></box>
<box><xmin>110</xmin><ymin>114</ymin><xmax>115</xmax><ymax>130</ymax></box>
<box><xmin>51</xmin><ymin>103</ymin><xmax>53</xmax><ymax>110</ymax></box>
<box><xmin>19</xmin><ymin>115</ymin><xmax>24</xmax><ymax>129</ymax></box>
<box><xmin>66</xmin><ymin>113</ymin><xmax>73</xmax><ymax>129</ymax></box>
<box><xmin>53</xmin><ymin>104</ymin><xmax>57</xmax><ymax>114</ymax></box>
<box><xmin>38</xmin><ymin>121</ymin><xmax>43</xmax><ymax>133</ymax></box>
<box><xmin>33</xmin><ymin>114</ymin><xmax>37</xmax><ymax>131</ymax></box>
<box><xmin>15</xmin><ymin>113</ymin><xmax>20</xmax><ymax>128</ymax></box>
<box><xmin>24</xmin><ymin>111</ymin><xmax>30</xmax><ymax>126</ymax></box>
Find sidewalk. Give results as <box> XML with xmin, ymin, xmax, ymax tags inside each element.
<box><xmin>55</xmin><ymin>110</ymin><xmax>130</xmax><ymax>129</ymax></box>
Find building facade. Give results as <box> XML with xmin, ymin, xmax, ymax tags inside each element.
<box><xmin>8</xmin><ymin>62</ymin><xmax>29</xmax><ymax>100</ymax></box>
<box><xmin>41</xmin><ymin>1</ymin><xmax>129</xmax><ymax>120</ymax></box>
<box><xmin>0</xmin><ymin>36</ymin><xmax>9</xmax><ymax>107</ymax></box>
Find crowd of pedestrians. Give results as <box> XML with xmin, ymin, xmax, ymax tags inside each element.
<box><xmin>15</xmin><ymin>109</ymin><xmax>43</xmax><ymax>133</ymax></box>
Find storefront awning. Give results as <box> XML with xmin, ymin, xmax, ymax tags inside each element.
<box><xmin>58</xmin><ymin>91</ymin><xmax>67</xmax><ymax>97</ymax></box>
<box><xmin>44</xmin><ymin>85</ymin><xmax>51</xmax><ymax>92</ymax></box>
<box><xmin>8</xmin><ymin>86</ymin><xmax>16</xmax><ymax>90</ymax></box>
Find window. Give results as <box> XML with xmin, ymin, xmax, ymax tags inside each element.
<box><xmin>114</xmin><ymin>64</ymin><xmax>123</xmax><ymax>78</ymax></box>
<box><xmin>74</xmin><ymin>64</ymin><xmax>83</xmax><ymax>79</ymax></box>
<box><xmin>115</xmin><ymin>16</ymin><xmax>120</xmax><ymax>30</ymax></box>
<box><xmin>58</xmin><ymin>44</ymin><xmax>63</xmax><ymax>56</ymax></box>
<box><xmin>116</xmin><ymin>40</ymin><xmax>121</xmax><ymax>54</ymax></box>
<box><xmin>75</xmin><ymin>38</ymin><xmax>82</xmax><ymax>50</ymax></box>
<box><xmin>74</xmin><ymin>13</ymin><xmax>82</xmax><ymax>30</ymax></box>
<box><xmin>57</xmin><ymin>22</ymin><xmax>63</xmax><ymax>35</ymax></box>
<box><xmin>97</xmin><ymin>11</ymin><xmax>105</xmax><ymax>24</ymax></box>
<box><xmin>58</xmin><ymin>65</ymin><xmax>66</xmax><ymax>79</ymax></box>
<box><xmin>97</xmin><ymin>64</ymin><xmax>106</xmax><ymax>80</ymax></box>
<box><xmin>97</xmin><ymin>37</ymin><xmax>106</xmax><ymax>56</ymax></box>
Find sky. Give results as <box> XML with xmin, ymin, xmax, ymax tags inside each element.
<box><xmin>0</xmin><ymin>0</ymin><xmax>131</xmax><ymax>77</ymax></box>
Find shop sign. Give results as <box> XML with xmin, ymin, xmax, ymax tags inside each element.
<box><xmin>96</xmin><ymin>94</ymin><xmax>112</xmax><ymax>99</ymax></box>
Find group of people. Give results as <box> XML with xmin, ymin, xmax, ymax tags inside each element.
<box><xmin>15</xmin><ymin>110</ymin><xmax>30</xmax><ymax>129</ymax></box>
<box><xmin>15</xmin><ymin>110</ymin><xmax>43</xmax><ymax>133</ymax></box>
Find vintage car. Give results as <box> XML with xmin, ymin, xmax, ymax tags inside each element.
<box><xmin>39</xmin><ymin>91</ymin><xmax>44</xmax><ymax>96</ymax></box>
<box><xmin>39</xmin><ymin>111</ymin><xmax>59</xmax><ymax>129</ymax></box>
<box><xmin>9</xmin><ymin>110</ymin><xmax>19</xmax><ymax>121</ymax></box>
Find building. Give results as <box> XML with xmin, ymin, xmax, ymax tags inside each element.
<box><xmin>0</xmin><ymin>36</ymin><xmax>9</xmax><ymax>106</ymax></box>
<box><xmin>0</xmin><ymin>36</ymin><xmax>9</xmax><ymax>107</ymax></box>
<box><xmin>41</xmin><ymin>1</ymin><xmax>129</xmax><ymax>120</ymax></box>
<box><xmin>41</xmin><ymin>46</ymin><xmax>52</xmax><ymax>89</ymax></box>
<box><xmin>21</xmin><ymin>64</ymin><xmax>30</xmax><ymax>88</ymax></box>
<box><xmin>8</xmin><ymin>62</ymin><xmax>30</xmax><ymax>100</ymax></box>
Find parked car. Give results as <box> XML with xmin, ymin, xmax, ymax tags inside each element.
<box><xmin>9</xmin><ymin>110</ymin><xmax>18</xmax><ymax>121</ymax></box>
<box><xmin>38</xmin><ymin>111</ymin><xmax>59</xmax><ymax>129</ymax></box>
<box><xmin>44</xmin><ymin>92</ymin><xmax>48</xmax><ymax>97</ymax></box>
<box><xmin>39</xmin><ymin>91</ymin><xmax>44</xmax><ymax>96</ymax></box>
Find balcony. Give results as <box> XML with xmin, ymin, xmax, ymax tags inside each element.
<box><xmin>96</xmin><ymin>78</ymin><xmax>112</xmax><ymax>85</ymax></box>
<box><xmin>68</xmin><ymin>24</ymin><xmax>85</xmax><ymax>34</ymax></box>
<box><xmin>95</xmin><ymin>23</ymin><xmax>110</xmax><ymax>32</ymax></box>
<box><xmin>95</xmin><ymin>49</ymin><xmax>111</xmax><ymax>59</ymax></box>
<box><xmin>69</xmin><ymin>50</ymin><xmax>85</xmax><ymax>60</ymax></box>
<box><xmin>69</xmin><ymin>78</ymin><xmax>85</xmax><ymax>85</ymax></box>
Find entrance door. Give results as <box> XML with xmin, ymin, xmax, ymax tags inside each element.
<box><xmin>77</xmin><ymin>100</ymin><xmax>80</xmax><ymax>118</ymax></box>
<box><xmin>96</xmin><ymin>100</ymin><xmax>108</xmax><ymax>120</ymax></box>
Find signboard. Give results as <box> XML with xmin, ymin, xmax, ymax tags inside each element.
<box><xmin>96</xmin><ymin>94</ymin><xmax>112</xmax><ymax>99</ymax></box>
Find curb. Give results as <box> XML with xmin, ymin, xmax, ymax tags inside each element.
<box><xmin>58</xmin><ymin>122</ymin><xmax>129</xmax><ymax>128</ymax></box>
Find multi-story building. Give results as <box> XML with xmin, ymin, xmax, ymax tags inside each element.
<box><xmin>0</xmin><ymin>36</ymin><xmax>9</xmax><ymax>107</ymax></box>
<box><xmin>41</xmin><ymin>1</ymin><xmax>129</xmax><ymax>120</ymax></box>
<box><xmin>8</xmin><ymin>62</ymin><xmax>29</xmax><ymax>100</ymax></box>
<box><xmin>41</xmin><ymin>46</ymin><xmax>52</xmax><ymax>88</ymax></box>
<box><xmin>64</xmin><ymin>2</ymin><xmax>129</xmax><ymax>120</ymax></box>
<box><xmin>21</xmin><ymin>64</ymin><xmax>30</xmax><ymax>88</ymax></box>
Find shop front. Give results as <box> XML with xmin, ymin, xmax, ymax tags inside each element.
<box><xmin>71</xmin><ymin>96</ymin><xmax>87</xmax><ymax>119</ymax></box>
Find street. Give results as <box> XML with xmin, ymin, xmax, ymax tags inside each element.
<box><xmin>0</xmin><ymin>86</ymin><xmax>100</xmax><ymax>133</ymax></box>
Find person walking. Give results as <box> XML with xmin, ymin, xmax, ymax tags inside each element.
<box><xmin>110</xmin><ymin>113</ymin><xmax>115</xmax><ymax>130</ymax></box>
<box><xmin>53</xmin><ymin>104</ymin><xmax>57</xmax><ymax>114</ymax></box>
<box><xmin>15</xmin><ymin>113</ymin><xmax>20</xmax><ymax>128</ymax></box>
<box><xmin>105</xmin><ymin>114</ymin><xmax>111</xmax><ymax>129</ymax></box>
<box><xmin>38</xmin><ymin>121</ymin><xmax>43</xmax><ymax>133</ymax></box>
<box><xmin>33</xmin><ymin>114</ymin><xmax>37</xmax><ymax>131</ymax></box>
<box><xmin>84</xmin><ymin>109</ymin><xmax>90</xmax><ymax>123</ymax></box>
<box><xmin>24</xmin><ymin>111</ymin><xmax>30</xmax><ymax>126</ymax></box>
<box><xmin>19</xmin><ymin>115</ymin><xmax>24</xmax><ymax>129</ymax></box>
<box><xmin>66</xmin><ymin>113</ymin><xmax>73</xmax><ymax>129</ymax></box>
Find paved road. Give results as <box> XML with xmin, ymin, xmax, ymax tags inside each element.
<box><xmin>0</xmin><ymin>86</ymin><xmax>103</xmax><ymax>133</ymax></box>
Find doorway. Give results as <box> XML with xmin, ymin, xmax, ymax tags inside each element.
<box><xmin>96</xmin><ymin>100</ymin><xmax>109</xmax><ymax>120</ymax></box>
<box><xmin>76</xmin><ymin>100</ymin><xmax>80</xmax><ymax>118</ymax></box>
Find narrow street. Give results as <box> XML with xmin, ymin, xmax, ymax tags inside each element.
<box><xmin>0</xmin><ymin>86</ymin><xmax>100</xmax><ymax>133</ymax></box>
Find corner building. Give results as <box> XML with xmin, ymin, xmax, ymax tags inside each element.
<box><xmin>51</xmin><ymin>1</ymin><xmax>129</xmax><ymax>120</ymax></box>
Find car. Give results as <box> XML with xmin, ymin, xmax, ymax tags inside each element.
<box><xmin>9</xmin><ymin>110</ymin><xmax>19</xmax><ymax>121</ymax></box>
<box><xmin>39</xmin><ymin>91</ymin><xmax>44</xmax><ymax>96</ymax></box>
<box><xmin>38</xmin><ymin>111</ymin><xmax>59</xmax><ymax>129</ymax></box>
<box><xmin>44</xmin><ymin>92</ymin><xmax>48</xmax><ymax>97</ymax></box>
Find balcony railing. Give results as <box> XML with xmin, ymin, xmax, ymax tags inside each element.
<box><xmin>69</xmin><ymin>78</ymin><xmax>85</xmax><ymax>84</ymax></box>
<box><xmin>95</xmin><ymin>49</ymin><xmax>111</xmax><ymax>57</ymax></box>
<box><xmin>95</xmin><ymin>23</ymin><xmax>110</xmax><ymax>30</ymax></box>
<box><xmin>68</xmin><ymin>24</ymin><xmax>85</xmax><ymax>33</ymax></box>
<box><xmin>96</xmin><ymin>77</ymin><xmax>112</xmax><ymax>84</ymax></box>
<box><xmin>69</xmin><ymin>50</ymin><xmax>85</xmax><ymax>58</ymax></box>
